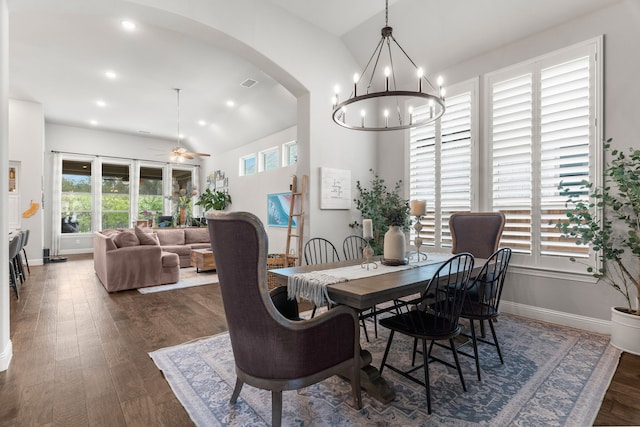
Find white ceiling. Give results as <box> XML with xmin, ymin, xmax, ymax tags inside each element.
<box><xmin>7</xmin><ymin>0</ymin><xmax>621</xmax><ymax>157</ymax></box>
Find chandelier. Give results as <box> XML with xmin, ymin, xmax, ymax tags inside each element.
<box><xmin>331</xmin><ymin>0</ymin><xmax>445</xmax><ymax>131</ymax></box>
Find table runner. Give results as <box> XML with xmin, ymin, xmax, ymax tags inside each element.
<box><xmin>287</xmin><ymin>253</ymin><xmax>451</xmax><ymax>307</ymax></box>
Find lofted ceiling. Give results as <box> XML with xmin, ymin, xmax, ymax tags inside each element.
<box><xmin>7</xmin><ymin>0</ymin><xmax>621</xmax><ymax>158</ymax></box>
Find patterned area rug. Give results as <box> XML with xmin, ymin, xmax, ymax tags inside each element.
<box><xmin>138</xmin><ymin>267</ymin><xmax>218</xmax><ymax>294</ymax></box>
<box><xmin>150</xmin><ymin>314</ymin><xmax>620</xmax><ymax>426</ymax></box>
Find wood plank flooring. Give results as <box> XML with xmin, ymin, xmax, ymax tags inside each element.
<box><xmin>0</xmin><ymin>254</ymin><xmax>638</xmax><ymax>426</ymax></box>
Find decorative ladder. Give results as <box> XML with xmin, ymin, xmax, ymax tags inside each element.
<box><xmin>285</xmin><ymin>175</ymin><xmax>307</xmax><ymax>267</ymax></box>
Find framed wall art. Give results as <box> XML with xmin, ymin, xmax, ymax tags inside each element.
<box><xmin>267</xmin><ymin>192</ymin><xmax>296</xmax><ymax>227</ymax></box>
<box><xmin>320</xmin><ymin>167</ymin><xmax>351</xmax><ymax>209</ymax></box>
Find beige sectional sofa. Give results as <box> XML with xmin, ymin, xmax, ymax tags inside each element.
<box><xmin>93</xmin><ymin>226</ymin><xmax>211</xmax><ymax>292</ymax></box>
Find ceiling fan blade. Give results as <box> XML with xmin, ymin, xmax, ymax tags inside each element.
<box><xmin>182</xmin><ymin>153</ymin><xmax>195</xmax><ymax>159</ymax></box>
<box><xmin>187</xmin><ymin>152</ymin><xmax>211</xmax><ymax>157</ymax></box>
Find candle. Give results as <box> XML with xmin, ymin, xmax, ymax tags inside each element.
<box><xmin>417</xmin><ymin>67</ymin><xmax>424</xmax><ymax>92</ymax></box>
<box><xmin>361</xmin><ymin>110</ymin><xmax>366</xmax><ymax>127</ymax></box>
<box><xmin>362</xmin><ymin>219</ymin><xmax>373</xmax><ymax>240</ymax></box>
<box><xmin>408</xmin><ymin>106</ymin><xmax>413</xmax><ymax>125</ymax></box>
<box><xmin>385</xmin><ymin>66</ymin><xmax>390</xmax><ymax>91</ymax></box>
<box><xmin>411</xmin><ymin>200</ymin><xmax>426</xmax><ymax>216</ymax></box>
<box><xmin>353</xmin><ymin>73</ymin><xmax>359</xmax><ymax>96</ymax></box>
<box><xmin>384</xmin><ymin>109</ymin><xmax>389</xmax><ymax>128</ymax></box>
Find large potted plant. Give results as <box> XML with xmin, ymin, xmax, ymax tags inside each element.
<box><xmin>556</xmin><ymin>139</ymin><xmax>640</xmax><ymax>355</ymax></box>
<box><xmin>196</xmin><ymin>188</ymin><xmax>232</xmax><ymax>211</ymax></box>
<box><xmin>350</xmin><ymin>170</ymin><xmax>410</xmax><ymax>258</ymax></box>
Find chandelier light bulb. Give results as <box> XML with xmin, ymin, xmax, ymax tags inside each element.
<box><xmin>384</xmin><ymin>109</ymin><xmax>389</xmax><ymax>127</ymax></box>
<box><xmin>441</xmin><ymin>87</ymin><xmax>446</xmax><ymax>99</ymax></box>
<box><xmin>361</xmin><ymin>109</ymin><xmax>366</xmax><ymax>128</ymax></box>
<box><xmin>437</xmin><ymin>75</ymin><xmax>444</xmax><ymax>86</ymax></box>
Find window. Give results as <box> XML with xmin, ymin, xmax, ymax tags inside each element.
<box><xmin>240</xmin><ymin>154</ymin><xmax>257</xmax><ymax>176</ymax></box>
<box><xmin>61</xmin><ymin>160</ymin><xmax>92</xmax><ymax>233</ymax></box>
<box><xmin>101</xmin><ymin>163</ymin><xmax>130</xmax><ymax>229</ymax></box>
<box><xmin>409</xmin><ymin>80</ymin><xmax>476</xmax><ymax>249</ymax></box>
<box><xmin>260</xmin><ymin>147</ymin><xmax>279</xmax><ymax>171</ymax></box>
<box><xmin>283</xmin><ymin>141</ymin><xmax>297</xmax><ymax>166</ymax></box>
<box><xmin>488</xmin><ymin>38</ymin><xmax>601</xmax><ymax>271</ymax></box>
<box><xmin>409</xmin><ymin>37</ymin><xmax>601</xmax><ymax>274</ymax></box>
<box><xmin>138</xmin><ymin>166</ymin><xmax>163</xmax><ymax>225</ymax></box>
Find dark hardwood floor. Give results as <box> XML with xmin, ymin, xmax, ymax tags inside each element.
<box><xmin>0</xmin><ymin>255</ymin><xmax>638</xmax><ymax>426</ymax></box>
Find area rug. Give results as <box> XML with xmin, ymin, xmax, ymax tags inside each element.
<box><xmin>138</xmin><ymin>267</ymin><xmax>218</xmax><ymax>294</ymax></box>
<box><xmin>149</xmin><ymin>314</ymin><xmax>620</xmax><ymax>426</ymax></box>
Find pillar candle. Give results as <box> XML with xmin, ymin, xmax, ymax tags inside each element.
<box><xmin>362</xmin><ymin>219</ymin><xmax>373</xmax><ymax>240</ymax></box>
<box><xmin>410</xmin><ymin>200</ymin><xmax>426</xmax><ymax>216</ymax></box>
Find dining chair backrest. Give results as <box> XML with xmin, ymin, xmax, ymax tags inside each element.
<box><xmin>342</xmin><ymin>235</ymin><xmax>368</xmax><ymax>261</ymax></box>
<box><xmin>9</xmin><ymin>234</ymin><xmax>21</xmax><ymax>260</ymax></box>
<box><xmin>419</xmin><ymin>252</ymin><xmax>475</xmax><ymax>334</ymax></box>
<box><xmin>449</xmin><ymin>212</ymin><xmax>505</xmax><ymax>259</ymax></box>
<box><xmin>22</xmin><ymin>229</ymin><xmax>30</xmax><ymax>248</ymax></box>
<box><xmin>463</xmin><ymin>247</ymin><xmax>512</xmax><ymax>316</ymax></box>
<box><xmin>304</xmin><ymin>237</ymin><xmax>340</xmax><ymax>265</ymax></box>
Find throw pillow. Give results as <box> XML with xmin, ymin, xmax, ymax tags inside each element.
<box><xmin>113</xmin><ymin>230</ymin><xmax>140</xmax><ymax>248</ymax></box>
<box><xmin>135</xmin><ymin>226</ymin><xmax>159</xmax><ymax>246</ymax></box>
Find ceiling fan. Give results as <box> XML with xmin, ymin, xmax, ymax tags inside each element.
<box><xmin>171</xmin><ymin>88</ymin><xmax>210</xmax><ymax>161</ymax></box>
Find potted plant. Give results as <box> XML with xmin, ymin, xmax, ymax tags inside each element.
<box><xmin>556</xmin><ymin>139</ymin><xmax>640</xmax><ymax>355</ymax></box>
<box><xmin>350</xmin><ymin>170</ymin><xmax>410</xmax><ymax>258</ymax></box>
<box><xmin>196</xmin><ymin>188</ymin><xmax>232</xmax><ymax>211</ymax></box>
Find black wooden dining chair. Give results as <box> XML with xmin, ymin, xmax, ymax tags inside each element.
<box><xmin>379</xmin><ymin>252</ymin><xmax>475</xmax><ymax>414</ymax></box>
<box><xmin>303</xmin><ymin>237</ymin><xmax>340</xmax><ymax>265</ymax></box>
<box><xmin>458</xmin><ymin>247</ymin><xmax>512</xmax><ymax>380</ymax></box>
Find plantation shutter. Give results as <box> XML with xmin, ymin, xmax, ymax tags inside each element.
<box><xmin>440</xmin><ymin>92</ymin><xmax>473</xmax><ymax>248</ymax></box>
<box><xmin>409</xmin><ymin>117</ymin><xmax>436</xmax><ymax>246</ymax></box>
<box><xmin>539</xmin><ymin>56</ymin><xmax>591</xmax><ymax>258</ymax></box>
<box><xmin>491</xmin><ymin>73</ymin><xmax>533</xmax><ymax>254</ymax></box>
<box><xmin>410</xmin><ymin>87</ymin><xmax>473</xmax><ymax>248</ymax></box>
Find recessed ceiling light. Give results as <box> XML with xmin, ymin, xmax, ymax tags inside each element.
<box><xmin>90</xmin><ymin>120</ymin><xmax>98</xmax><ymax>126</ymax></box>
<box><xmin>104</xmin><ymin>70</ymin><xmax>117</xmax><ymax>80</ymax></box>
<box><xmin>198</xmin><ymin>120</ymin><xmax>206</xmax><ymax>126</ymax></box>
<box><xmin>121</xmin><ymin>20</ymin><xmax>136</xmax><ymax>31</ymax></box>
<box><xmin>96</xmin><ymin>99</ymin><xmax>107</xmax><ymax>107</ymax></box>
<box><xmin>226</xmin><ymin>100</ymin><xmax>235</xmax><ymax>107</ymax></box>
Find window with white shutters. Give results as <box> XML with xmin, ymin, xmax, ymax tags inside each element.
<box><xmin>409</xmin><ymin>80</ymin><xmax>476</xmax><ymax>249</ymax></box>
<box><xmin>487</xmin><ymin>37</ymin><xmax>601</xmax><ymax>271</ymax></box>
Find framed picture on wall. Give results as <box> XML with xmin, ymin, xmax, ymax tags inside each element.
<box><xmin>9</xmin><ymin>161</ymin><xmax>19</xmax><ymax>193</ymax></box>
<box><xmin>267</xmin><ymin>192</ymin><xmax>296</xmax><ymax>227</ymax></box>
<box><xmin>320</xmin><ymin>167</ymin><xmax>351</xmax><ymax>209</ymax></box>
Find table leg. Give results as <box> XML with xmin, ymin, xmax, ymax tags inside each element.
<box><xmin>358</xmin><ymin>348</ymin><xmax>396</xmax><ymax>403</ymax></box>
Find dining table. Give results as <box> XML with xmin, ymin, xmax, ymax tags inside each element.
<box><xmin>268</xmin><ymin>253</ymin><xmax>485</xmax><ymax>403</ymax></box>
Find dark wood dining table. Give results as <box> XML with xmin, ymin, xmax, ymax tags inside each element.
<box><xmin>268</xmin><ymin>254</ymin><xmax>485</xmax><ymax>403</ymax></box>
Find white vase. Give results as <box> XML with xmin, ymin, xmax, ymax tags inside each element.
<box><xmin>383</xmin><ymin>225</ymin><xmax>406</xmax><ymax>262</ymax></box>
<box><xmin>610</xmin><ymin>306</ymin><xmax>640</xmax><ymax>356</ymax></box>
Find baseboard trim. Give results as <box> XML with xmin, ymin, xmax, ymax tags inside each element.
<box><xmin>501</xmin><ymin>300</ymin><xmax>611</xmax><ymax>335</ymax></box>
<box><xmin>0</xmin><ymin>339</ymin><xmax>12</xmax><ymax>372</ymax></box>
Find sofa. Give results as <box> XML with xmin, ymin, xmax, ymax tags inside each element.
<box><xmin>93</xmin><ymin>226</ymin><xmax>211</xmax><ymax>292</ymax></box>
<box><xmin>153</xmin><ymin>227</ymin><xmax>211</xmax><ymax>267</ymax></box>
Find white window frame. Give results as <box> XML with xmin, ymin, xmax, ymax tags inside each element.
<box><xmin>282</xmin><ymin>140</ymin><xmax>297</xmax><ymax>167</ymax></box>
<box><xmin>239</xmin><ymin>154</ymin><xmax>257</xmax><ymax>176</ymax></box>
<box><xmin>259</xmin><ymin>146</ymin><xmax>280</xmax><ymax>172</ymax></box>
<box><xmin>483</xmin><ymin>36</ymin><xmax>603</xmax><ymax>275</ymax></box>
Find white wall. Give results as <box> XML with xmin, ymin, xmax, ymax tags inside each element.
<box><xmin>8</xmin><ymin>99</ymin><xmax>45</xmax><ymax>265</ymax></box>
<box><xmin>203</xmin><ymin>126</ymin><xmax>297</xmax><ymax>254</ymax></box>
<box><xmin>44</xmin><ymin>123</ymin><xmax>202</xmax><ymax>253</ymax></box>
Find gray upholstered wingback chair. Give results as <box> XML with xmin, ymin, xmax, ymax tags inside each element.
<box><xmin>449</xmin><ymin>212</ymin><xmax>506</xmax><ymax>259</ymax></box>
<box><xmin>206</xmin><ymin>211</ymin><xmax>362</xmax><ymax>426</ymax></box>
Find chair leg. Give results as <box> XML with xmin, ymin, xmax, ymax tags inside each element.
<box><xmin>421</xmin><ymin>339</ymin><xmax>432</xmax><ymax>415</ymax></box>
<box><xmin>379</xmin><ymin>330</ymin><xmax>395</xmax><ymax>374</ymax></box>
<box><xmin>411</xmin><ymin>337</ymin><xmax>418</xmax><ymax>367</ymax></box>
<box><xmin>9</xmin><ymin>262</ymin><xmax>19</xmax><ymax>299</ymax></box>
<box><xmin>22</xmin><ymin>248</ymin><xmax>30</xmax><ymax>275</ymax></box>
<box><xmin>373</xmin><ymin>306</ymin><xmax>378</xmax><ymax>338</ymax></box>
<box><xmin>360</xmin><ymin>318</ymin><xmax>370</xmax><ymax>342</ymax></box>
<box><xmin>488</xmin><ymin>317</ymin><xmax>504</xmax><ymax>364</ymax></box>
<box><xmin>311</xmin><ymin>306</ymin><xmax>317</xmax><ymax>318</ymax></box>
<box><xmin>351</xmin><ymin>356</ymin><xmax>362</xmax><ymax>409</ymax></box>
<box><xmin>272</xmin><ymin>390</ymin><xmax>283</xmax><ymax>427</ymax></box>
<box><xmin>469</xmin><ymin>320</ymin><xmax>482</xmax><ymax>381</ymax></box>
<box><xmin>230</xmin><ymin>378</ymin><xmax>244</xmax><ymax>404</ymax></box>
<box><xmin>449</xmin><ymin>338</ymin><xmax>467</xmax><ymax>392</ymax></box>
